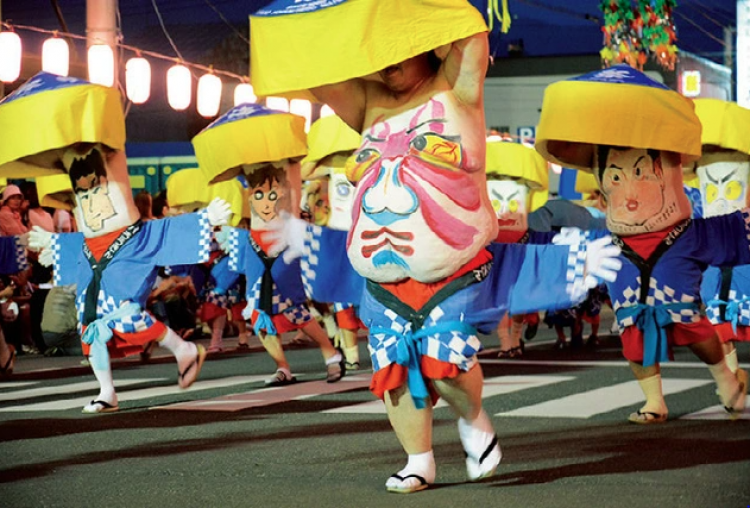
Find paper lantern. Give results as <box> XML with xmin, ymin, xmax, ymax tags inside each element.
<box><xmin>320</xmin><ymin>104</ymin><xmax>335</xmax><ymax>118</ymax></box>
<box><xmin>42</xmin><ymin>37</ymin><xmax>69</xmax><ymax>77</ymax></box>
<box><xmin>125</xmin><ymin>57</ymin><xmax>151</xmax><ymax>104</ymax></box>
<box><xmin>265</xmin><ymin>96</ymin><xmax>289</xmax><ymax>112</ymax></box>
<box><xmin>87</xmin><ymin>44</ymin><xmax>115</xmax><ymax>87</ymax></box>
<box><xmin>234</xmin><ymin>82</ymin><xmax>256</xmax><ymax>106</ymax></box>
<box><xmin>0</xmin><ymin>32</ymin><xmax>22</xmax><ymax>83</ymax></box>
<box><xmin>197</xmin><ymin>73</ymin><xmax>222</xmax><ymax>117</ymax></box>
<box><xmin>290</xmin><ymin>99</ymin><xmax>312</xmax><ymax>132</ymax></box>
<box><xmin>167</xmin><ymin>64</ymin><xmax>192</xmax><ymax>111</ymax></box>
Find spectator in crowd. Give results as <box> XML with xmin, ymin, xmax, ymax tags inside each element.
<box><xmin>0</xmin><ymin>185</ymin><xmax>29</xmax><ymax>236</ymax></box>
<box><xmin>134</xmin><ymin>190</ymin><xmax>154</xmax><ymax>222</ymax></box>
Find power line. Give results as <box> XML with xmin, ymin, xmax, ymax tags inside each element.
<box><xmin>514</xmin><ymin>0</ymin><xmax>601</xmax><ymax>25</ymax></box>
<box><xmin>150</xmin><ymin>0</ymin><xmax>184</xmax><ymax>61</ymax></box>
<box><xmin>203</xmin><ymin>0</ymin><xmax>249</xmax><ymax>45</ymax></box>
<box><xmin>680</xmin><ymin>0</ymin><xmax>735</xmax><ymax>25</ymax></box>
<box><xmin>679</xmin><ymin>0</ymin><xmax>733</xmax><ymax>30</ymax></box>
<box><xmin>675</xmin><ymin>10</ymin><xmax>727</xmax><ymax>47</ymax></box>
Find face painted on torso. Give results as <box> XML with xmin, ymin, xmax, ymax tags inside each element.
<box><xmin>327</xmin><ymin>164</ymin><xmax>356</xmax><ymax>231</ymax></box>
<box><xmin>696</xmin><ymin>151</ymin><xmax>750</xmax><ymax>217</ymax></box>
<box><xmin>596</xmin><ymin>147</ymin><xmax>691</xmax><ymax>235</ymax></box>
<box><xmin>346</xmin><ymin>97</ymin><xmax>495</xmax><ymax>283</ymax></box>
<box><xmin>68</xmin><ymin>149</ymin><xmax>140</xmax><ymax>238</ymax></box>
<box><xmin>250</xmin><ymin>179</ymin><xmax>286</xmax><ymax>231</ymax></box>
<box><xmin>300</xmin><ymin>180</ymin><xmax>330</xmax><ymax>226</ymax></box>
<box><xmin>486</xmin><ymin>179</ymin><xmax>529</xmax><ymax>232</ymax></box>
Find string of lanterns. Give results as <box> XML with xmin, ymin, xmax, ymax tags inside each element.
<box><xmin>0</xmin><ymin>22</ymin><xmax>314</xmax><ymax>124</ymax></box>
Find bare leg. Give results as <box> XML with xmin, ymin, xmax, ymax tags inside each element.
<box><xmin>208</xmin><ymin>314</ymin><xmax>227</xmax><ymax>352</ymax></box>
<box><xmin>497</xmin><ymin>313</ymin><xmax>512</xmax><ymax>352</ymax></box>
<box><xmin>301</xmin><ymin>319</ymin><xmax>338</xmax><ymax>360</ymax></box>
<box><xmin>259</xmin><ymin>332</ymin><xmax>290</xmax><ymax>371</ymax></box>
<box><xmin>691</xmin><ymin>335</ymin><xmax>746</xmax><ymax>414</ymax></box>
<box><xmin>383</xmin><ymin>383</ymin><xmax>435</xmax><ymax>493</ymax></box>
<box><xmin>340</xmin><ymin>328</ymin><xmax>360</xmax><ymax>368</ymax></box>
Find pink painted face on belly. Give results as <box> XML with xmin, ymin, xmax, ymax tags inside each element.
<box><xmin>345</xmin><ymin>99</ymin><xmax>495</xmax><ymax>283</ymax></box>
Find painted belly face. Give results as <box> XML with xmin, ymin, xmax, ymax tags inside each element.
<box><xmin>346</xmin><ymin>99</ymin><xmax>495</xmax><ymax>283</ymax></box>
<box><xmin>696</xmin><ymin>151</ymin><xmax>750</xmax><ymax>218</ymax></box>
<box><xmin>486</xmin><ymin>179</ymin><xmax>529</xmax><ymax>232</ymax></box>
<box><xmin>327</xmin><ymin>166</ymin><xmax>356</xmax><ymax>231</ymax></box>
<box><xmin>596</xmin><ymin>147</ymin><xmax>691</xmax><ymax>235</ymax></box>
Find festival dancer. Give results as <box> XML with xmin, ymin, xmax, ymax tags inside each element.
<box><xmin>249</xmin><ymin>0</ymin><xmax>621</xmax><ymax>493</ymax></box>
<box><xmin>535</xmin><ymin>65</ymin><xmax>749</xmax><ymax>424</ymax></box>
<box><xmin>692</xmin><ymin>99</ymin><xmax>750</xmax><ymax>377</ymax></box>
<box><xmin>0</xmin><ymin>72</ymin><xmax>231</xmax><ymax>413</ymax></box>
<box><xmin>193</xmin><ymin>104</ymin><xmax>345</xmax><ymax>386</ymax></box>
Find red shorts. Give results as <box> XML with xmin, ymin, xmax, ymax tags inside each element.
<box><xmin>231</xmin><ymin>302</ymin><xmax>245</xmax><ymax>322</ymax></box>
<box><xmin>714</xmin><ymin>323</ymin><xmax>750</xmax><ymax>343</ymax></box>
<box><xmin>335</xmin><ymin>307</ymin><xmax>363</xmax><ymax>331</ymax></box>
<box><xmin>620</xmin><ymin>318</ymin><xmax>714</xmax><ymax>363</ymax></box>
<box><xmin>198</xmin><ymin>301</ymin><xmax>226</xmax><ymax>322</ymax></box>
<box><xmin>249</xmin><ymin>309</ymin><xmax>307</xmax><ymax>335</ymax></box>
<box><xmin>81</xmin><ymin>321</ymin><xmax>167</xmax><ymax>359</ymax></box>
<box><xmin>370</xmin><ymin>357</ymin><xmax>469</xmax><ymax>406</ymax></box>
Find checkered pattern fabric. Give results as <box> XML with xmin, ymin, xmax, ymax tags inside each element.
<box><xmin>333</xmin><ymin>302</ymin><xmax>354</xmax><ymax>313</ymax></box>
<box><xmin>227</xmin><ymin>228</ymin><xmax>241</xmax><ymax>272</ymax></box>
<box><xmin>242</xmin><ymin>278</ymin><xmax>293</xmax><ymax>319</ymax></box>
<box><xmin>76</xmin><ymin>289</ymin><xmax>156</xmax><ymax>334</ymax></box>
<box><xmin>368</xmin><ymin>305</ymin><xmax>481</xmax><ymax>374</ymax></box>
<box><xmin>565</xmin><ymin>240</ymin><xmax>588</xmax><ymax>302</ymax></box>
<box><xmin>282</xmin><ymin>304</ymin><xmax>312</xmax><ymax>326</ymax></box>
<box><xmin>197</xmin><ymin>209</ymin><xmax>212</xmax><ymax>262</ymax></box>
<box><xmin>614</xmin><ymin>277</ymin><xmax>700</xmax><ymax>328</ymax></box>
<box><xmin>13</xmin><ymin>236</ymin><xmax>28</xmax><ymax>271</ymax></box>
<box><xmin>51</xmin><ymin>234</ymin><xmax>63</xmax><ymax>286</ymax></box>
<box><xmin>301</xmin><ymin>224</ymin><xmax>322</xmax><ymax>298</ymax></box>
<box><xmin>705</xmin><ymin>291</ymin><xmax>750</xmax><ymax>326</ymax></box>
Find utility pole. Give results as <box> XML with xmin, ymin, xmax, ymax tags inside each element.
<box><xmin>86</xmin><ymin>0</ymin><xmax>119</xmax><ymax>88</ymax></box>
<box><xmin>1</xmin><ymin>0</ymin><xmax>5</xmax><ymax>98</ymax></box>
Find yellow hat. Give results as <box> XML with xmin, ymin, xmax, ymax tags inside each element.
<box><xmin>301</xmin><ymin>115</ymin><xmax>361</xmax><ymax>179</ymax></box>
<box><xmin>535</xmin><ymin>65</ymin><xmax>702</xmax><ymax>171</ymax></box>
<box><xmin>694</xmin><ymin>99</ymin><xmax>750</xmax><ymax>155</ymax></box>
<box><xmin>0</xmin><ymin>72</ymin><xmax>125</xmax><ymax>178</ymax></box>
<box><xmin>192</xmin><ymin>103</ymin><xmax>307</xmax><ymax>184</ymax></box>
<box><xmin>574</xmin><ymin>171</ymin><xmax>599</xmax><ymax>196</ymax></box>
<box><xmin>249</xmin><ymin>0</ymin><xmax>487</xmax><ymax>98</ymax></box>
<box><xmin>166</xmin><ymin>168</ymin><xmax>210</xmax><ymax>212</ymax></box>
<box><xmin>36</xmin><ymin>174</ymin><xmax>75</xmax><ymax>210</ymax></box>
<box><xmin>485</xmin><ymin>140</ymin><xmax>548</xmax><ymax>190</ymax></box>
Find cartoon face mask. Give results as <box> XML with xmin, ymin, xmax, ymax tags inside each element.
<box><xmin>345</xmin><ymin>98</ymin><xmax>496</xmax><ymax>283</ymax></box>
<box><xmin>247</xmin><ymin>165</ymin><xmax>288</xmax><ymax>231</ymax></box>
<box><xmin>595</xmin><ymin>147</ymin><xmax>691</xmax><ymax>235</ymax></box>
<box><xmin>327</xmin><ymin>168</ymin><xmax>356</xmax><ymax>231</ymax></box>
<box><xmin>66</xmin><ymin>147</ymin><xmax>139</xmax><ymax>237</ymax></box>
<box><xmin>486</xmin><ymin>179</ymin><xmax>529</xmax><ymax>232</ymax></box>
<box><xmin>696</xmin><ymin>151</ymin><xmax>750</xmax><ymax>218</ymax></box>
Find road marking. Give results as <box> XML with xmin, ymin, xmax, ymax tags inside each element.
<box><xmin>496</xmin><ymin>378</ymin><xmax>713</xmax><ymax>419</ymax></box>
<box><xmin>681</xmin><ymin>397</ymin><xmax>750</xmax><ymax>420</ymax></box>
<box><xmin>0</xmin><ymin>375</ymin><xmax>269</xmax><ymax>412</ymax></box>
<box><xmin>0</xmin><ymin>381</ymin><xmax>38</xmax><ymax>389</ymax></box>
<box><xmin>0</xmin><ymin>379</ymin><xmax>162</xmax><ymax>403</ymax></box>
<box><xmin>324</xmin><ymin>375</ymin><xmax>575</xmax><ymax>414</ymax></box>
<box><xmin>480</xmin><ymin>358</ymin><xmax>750</xmax><ymax>369</ymax></box>
<box><xmin>156</xmin><ymin>374</ymin><xmax>373</xmax><ymax>411</ymax></box>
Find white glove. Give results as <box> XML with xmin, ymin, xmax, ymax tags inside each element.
<box><xmin>28</xmin><ymin>226</ymin><xmax>53</xmax><ymax>252</ymax></box>
<box><xmin>214</xmin><ymin>226</ymin><xmax>232</xmax><ymax>254</ymax></box>
<box><xmin>584</xmin><ymin>236</ymin><xmax>622</xmax><ymax>288</ymax></box>
<box><xmin>39</xmin><ymin>247</ymin><xmax>55</xmax><ymax>267</ymax></box>
<box><xmin>205</xmin><ymin>197</ymin><xmax>232</xmax><ymax>227</ymax></box>
<box><xmin>263</xmin><ymin>211</ymin><xmax>307</xmax><ymax>263</ymax></box>
<box><xmin>552</xmin><ymin>227</ymin><xmax>586</xmax><ymax>246</ymax></box>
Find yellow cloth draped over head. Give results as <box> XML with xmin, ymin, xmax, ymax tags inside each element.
<box><xmin>36</xmin><ymin>174</ymin><xmax>76</xmax><ymax>210</ymax></box>
<box><xmin>166</xmin><ymin>167</ymin><xmax>246</xmax><ymax>225</ymax></box>
<box><xmin>249</xmin><ymin>0</ymin><xmax>488</xmax><ymax>98</ymax></box>
<box><xmin>301</xmin><ymin>115</ymin><xmax>361</xmax><ymax>180</ymax></box>
<box><xmin>192</xmin><ymin>103</ymin><xmax>307</xmax><ymax>183</ymax></box>
<box><xmin>0</xmin><ymin>72</ymin><xmax>125</xmax><ymax>178</ymax></box>
<box><xmin>535</xmin><ymin>65</ymin><xmax>702</xmax><ymax>172</ymax></box>
<box><xmin>485</xmin><ymin>140</ymin><xmax>549</xmax><ymax>211</ymax></box>
<box><xmin>694</xmin><ymin>98</ymin><xmax>750</xmax><ymax>156</ymax></box>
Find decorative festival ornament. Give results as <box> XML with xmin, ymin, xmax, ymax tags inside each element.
<box><xmin>87</xmin><ymin>44</ymin><xmax>115</xmax><ymax>87</ymax></box>
<box><xmin>234</xmin><ymin>83</ymin><xmax>256</xmax><ymax>106</ymax></box>
<box><xmin>125</xmin><ymin>57</ymin><xmax>152</xmax><ymax>104</ymax></box>
<box><xmin>197</xmin><ymin>73</ymin><xmax>223</xmax><ymax>118</ymax></box>
<box><xmin>0</xmin><ymin>31</ymin><xmax>22</xmax><ymax>82</ymax></box>
<box><xmin>167</xmin><ymin>64</ymin><xmax>192</xmax><ymax>111</ymax></box>
<box><xmin>42</xmin><ymin>37</ymin><xmax>70</xmax><ymax>77</ymax></box>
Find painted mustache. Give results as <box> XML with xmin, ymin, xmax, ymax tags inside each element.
<box><xmin>361</xmin><ymin>227</ymin><xmax>414</xmax><ymax>241</ymax></box>
<box><xmin>361</xmin><ymin>239</ymin><xmax>415</xmax><ymax>258</ymax></box>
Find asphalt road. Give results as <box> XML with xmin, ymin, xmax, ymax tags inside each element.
<box><xmin>1</xmin><ymin>314</ymin><xmax>749</xmax><ymax>508</ymax></box>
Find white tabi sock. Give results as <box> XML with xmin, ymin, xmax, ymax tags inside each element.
<box><xmin>385</xmin><ymin>450</ymin><xmax>436</xmax><ymax>491</ymax></box>
<box><xmin>159</xmin><ymin>327</ymin><xmax>196</xmax><ymax>364</ymax></box>
<box><xmin>636</xmin><ymin>374</ymin><xmax>667</xmax><ymax>415</ymax></box>
<box><xmin>708</xmin><ymin>360</ymin><xmax>741</xmax><ymax>407</ymax></box>
<box><xmin>91</xmin><ymin>364</ymin><xmax>117</xmax><ymax>406</ymax></box>
<box><xmin>458</xmin><ymin>410</ymin><xmax>502</xmax><ymax>481</ymax></box>
<box><xmin>725</xmin><ymin>349</ymin><xmax>739</xmax><ymax>374</ymax></box>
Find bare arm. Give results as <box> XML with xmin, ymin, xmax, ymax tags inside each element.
<box><xmin>440</xmin><ymin>32</ymin><xmax>489</xmax><ymax>107</ymax></box>
<box><xmin>310</xmin><ymin>79</ymin><xmax>368</xmax><ymax>133</ymax></box>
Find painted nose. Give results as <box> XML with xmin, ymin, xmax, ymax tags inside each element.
<box><xmin>362</xmin><ymin>159</ymin><xmax>418</xmax><ymax>223</ymax></box>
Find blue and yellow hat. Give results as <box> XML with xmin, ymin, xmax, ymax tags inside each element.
<box><xmin>249</xmin><ymin>0</ymin><xmax>487</xmax><ymax>98</ymax></box>
<box><xmin>535</xmin><ymin>65</ymin><xmax>702</xmax><ymax>171</ymax></box>
<box><xmin>301</xmin><ymin>115</ymin><xmax>361</xmax><ymax>179</ymax></box>
<box><xmin>0</xmin><ymin>72</ymin><xmax>125</xmax><ymax>178</ymax></box>
<box><xmin>192</xmin><ymin>103</ymin><xmax>307</xmax><ymax>184</ymax></box>
<box><xmin>694</xmin><ymin>98</ymin><xmax>750</xmax><ymax>156</ymax></box>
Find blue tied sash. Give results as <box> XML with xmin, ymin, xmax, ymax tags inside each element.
<box><xmin>370</xmin><ymin>321</ymin><xmax>477</xmax><ymax>409</ymax></box>
<box><xmin>707</xmin><ymin>299</ymin><xmax>741</xmax><ymax>333</ymax></box>
<box><xmin>253</xmin><ymin>310</ymin><xmax>277</xmax><ymax>336</ymax></box>
<box><xmin>81</xmin><ymin>301</ymin><xmax>143</xmax><ymax>371</ymax></box>
<box><xmin>616</xmin><ymin>302</ymin><xmax>697</xmax><ymax>367</ymax></box>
